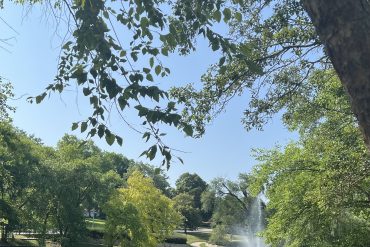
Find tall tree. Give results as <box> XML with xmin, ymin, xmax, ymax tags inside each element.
<box><xmin>126</xmin><ymin>162</ymin><xmax>172</xmax><ymax>197</ymax></box>
<box><xmin>0</xmin><ymin>122</ymin><xmax>43</xmax><ymax>242</ymax></box>
<box><xmin>176</xmin><ymin>173</ymin><xmax>207</xmax><ymax>210</ymax></box>
<box><xmin>104</xmin><ymin>171</ymin><xmax>180</xmax><ymax>247</ymax></box>
<box><xmin>173</xmin><ymin>193</ymin><xmax>202</xmax><ymax>233</ymax></box>
<box><xmin>301</xmin><ymin>0</ymin><xmax>370</xmax><ymax>150</ymax></box>
<box><xmin>0</xmin><ymin>79</ymin><xmax>15</xmax><ymax>121</ymax></box>
<box><xmin>250</xmin><ymin>70</ymin><xmax>370</xmax><ymax>247</ymax></box>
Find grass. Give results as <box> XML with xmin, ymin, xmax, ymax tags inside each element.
<box><xmin>172</xmin><ymin>231</ymin><xmax>211</xmax><ymax>244</ymax></box>
<box><xmin>86</xmin><ymin>218</ymin><xmax>106</xmax><ymax>232</ymax></box>
<box><xmin>0</xmin><ymin>238</ymin><xmax>37</xmax><ymax>246</ymax></box>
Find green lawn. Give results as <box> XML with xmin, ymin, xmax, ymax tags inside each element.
<box><xmin>172</xmin><ymin>231</ymin><xmax>211</xmax><ymax>244</ymax></box>
<box><xmin>0</xmin><ymin>238</ymin><xmax>37</xmax><ymax>246</ymax></box>
<box><xmin>86</xmin><ymin>218</ymin><xmax>106</xmax><ymax>232</ymax></box>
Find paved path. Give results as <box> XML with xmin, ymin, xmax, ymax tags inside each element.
<box><xmin>190</xmin><ymin>242</ymin><xmax>220</xmax><ymax>247</ymax></box>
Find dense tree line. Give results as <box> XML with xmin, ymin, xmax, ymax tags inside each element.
<box><xmin>0</xmin><ymin>82</ymin><xmax>180</xmax><ymax>246</ymax></box>
<box><xmin>249</xmin><ymin>70</ymin><xmax>370</xmax><ymax>246</ymax></box>
<box><xmin>0</xmin><ymin>119</ymin><xmax>181</xmax><ymax>246</ymax></box>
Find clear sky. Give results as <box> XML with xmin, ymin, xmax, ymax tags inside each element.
<box><xmin>0</xmin><ymin>3</ymin><xmax>297</xmax><ymax>185</ymax></box>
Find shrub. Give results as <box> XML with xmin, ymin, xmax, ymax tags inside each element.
<box><xmin>164</xmin><ymin>237</ymin><xmax>187</xmax><ymax>244</ymax></box>
<box><xmin>88</xmin><ymin>230</ymin><xmax>104</xmax><ymax>239</ymax></box>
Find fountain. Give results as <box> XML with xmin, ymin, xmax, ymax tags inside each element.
<box><xmin>243</xmin><ymin>195</ymin><xmax>266</xmax><ymax>247</ymax></box>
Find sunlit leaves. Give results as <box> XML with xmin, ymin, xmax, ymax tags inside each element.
<box><xmin>27</xmin><ymin>0</ymin><xmax>242</xmax><ymax>166</ymax></box>
<box><xmin>104</xmin><ymin>171</ymin><xmax>180</xmax><ymax>247</ymax></box>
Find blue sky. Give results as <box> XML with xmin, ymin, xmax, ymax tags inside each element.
<box><xmin>0</xmin><ymin>3</ymin><xmax>297</xmax><ymax>185</ymax></box>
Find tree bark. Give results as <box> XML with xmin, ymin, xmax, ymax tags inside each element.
<box><xmin>301</xmin><ymin>0</ymin><xmax>370</xmax><ymax>150</ymax></box>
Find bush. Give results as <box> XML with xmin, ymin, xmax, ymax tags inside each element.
<box><xmin>88</xmin><ymin>230</ymin><xmax>104</xmax><ymax>239</ymax></box>
<box><xmin>209</xmin><ymin>225</ymin><xmax>229</xmax><ymax>246</ymax></box>
<box><xmin>164</xmin><ymin>237</ymin><xmax>187</xmax><ymax>244</ymax></box>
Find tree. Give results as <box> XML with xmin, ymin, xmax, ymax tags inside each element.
<box><xmin>0</xmin><ymin>78</ymin><xmax>15</xmax><ymax>121</ymax></box>
<box><xmin>3</xmin><ymin>0</ymin><xmax>370</xmax><ymax>166</ymax></box>
<box><xmin>104</xmin><ymin>171</ymin><xmax>180</xmax><ymax>247</ymax></box>
<box><xmin>175</xmin><ymin>173</ymin><xmax>207</xmax><ymax>210</ymax></box>
<box><xmin>101</xmin><ymin>152</ymin><xmax>132</xmax><ymax>178</ymax></box>
<box><xmin>0</xmin><ymin>121</ymin><xmax>44</xmax><ymax>242</ymax></box>
<box><xmin>301</xmin><ymin>0</ymin><xmax>370</xmax><ymax>151</ymax></box>
<box><xmin>249</xmin><ymin>70</ymin><xmax>370</xmax><ymax>247</ymax></box>
<box><xmin>204</xmin><ymin>176</ymin><xmax>261</xmax><ymax>242</ymax></box>
<box><xmin>4</xmin><ymin>0</ymin><xmax>369</xmax><ymax>163</ymax></box>
<box><xmin>173</xmin><ymin>193</ymin><xmax>202</xmax><ymax>233</ymax></box>
<box><xmin>20</xmin><ymin>134</ymin><xmax>123</xmax><ymax>247</ymax></box>
<box><xmin>126</xmin><ymin>162</ymin><xmax>173</xmax><ymax>197</ymax></box>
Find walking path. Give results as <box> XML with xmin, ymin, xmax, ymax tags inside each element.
<box><xmin>190</xmin><ymin>242</ymin><xmax>220</xmax><ymax>247</ymax></box>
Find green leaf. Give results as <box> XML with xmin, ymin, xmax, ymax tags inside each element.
<box><xmin>131</xmin><ymin>52</ymin><xmax>138</xmax><ymax>62</ymax></box>
<box><xmin>219</xmin><ymin>56</ymin><xmax>226</xmax><ymax>66</ymax></box>
<box><xmin>143</xmin><ymin>132</ymin><xmax>150</xmax><ymax>142</ymax></box>
<box><xmin>35</xmin><ymin>93</ymin><xmax>46</xmax><ymax>104</ymax></box>
<box><xmin>178</xmin><ymin>157</ymin><xmax>184</xmax><ymax>164</ymax></box>
<box><xmin>149</xmin><ymin>57</ymin><xmax>154</xmax><ymax>68</ymax></box>
<box><xmin>223</xmin><ymin>8</ymin><xmax>232</xmax><ymax>22</ymax></box>
<box><xmin>103</xmin><ymin>10</ymin><xmax>109</xmax><ymax>19</ymax></box>
<box><xmin>155</xmin><ymin>65</ymin><xmax>161</xmax><ymax>75</ymax></box>
<box><xmin>62</xmin><ymin>41</ymin><xmax>73</xmax><ymax>50</ymax></box>
<box><xmin>148</xmin><ymin>145</ymin><xmax>157</xmax><ymax>160</ymax></box>
<box><xmin>72</xmin><ymin>122</ymin><xmax>78</xmax><ymax>131</ymax></box>
<box><xmin>161</xmin><ymin>47</ymin><xmax>169</xmax><ymax>56</ymax></box>
<box><xmin>146</xmin><ymin>74</ymin><xmax>154</xmax><ymax>82</ymax></box>
<box><xmin>118</xmin><ymin>96</ymin><xmax>127</xmax><ymax>110</ymax></box>
<box><xmin>81</xmin><ymin>122</ymin><xmax>88</xmax><ymax>132</ymax></box>
<box><xmin>120</xmin><ymin>50</ymin><xmax>127</xmax><ymax>57</ymax></box>
<box><xmin>98</xmin><ymin>125</ymin><xmax>105</xmax><ymax>138</ymax></box>
<box><xmin>154</xmin><ymin>168</ymin><xmax>161</xmax><ymax>175</ymax></box>
<box><xmin>105</xmin><ymin>132</ymin><xmax>115</xmax><ymax>145</ymax></box>
<box><xmin>183</xmin><ymin>125</ymin><xmax>194</xmax><ymax>137</ymax></box>
<box><xmin>83</xmin><ymin>87</ymin><xmax>91</xmax><ymax>96</ymax></box>
<box><xmin>235</xmin><ymin>12</ymin><xmax>242</xmax><ymax>22</ymax></box>
<box><xmin>116</xmin><ymin>135</ymin><xmax>123</xmax><ymax>146</ymax></box>
<box><xmin>213</xmin><ymin>10</ymin><xmax>222</xmax><ymax>22</ymax></box>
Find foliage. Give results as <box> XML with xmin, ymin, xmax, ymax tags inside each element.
<box><xmin>104</xmin><ymin>171</ymin><xmax>180</xmax><ymax>247</ymax></box>
<box><xmin>20</xmin><ymin>0</ymin><xmax>241</xmax><ymax>167</ymax></box>
<box><xmin>164</xmin><ymin>236</ymin><xmax>187</xmax><ymax>244</ymax></box>
<box><xmin>175</xmin><ymin>172</ymin><xmax>207</xmax><ymax>210</ymax></box>
<box><xmin>205</xmin><ymin>176</ymin><xmax>258</xmax><ymax>239</ymax></box>
<box><xmin>209</xmin><ymin>224</ymin><xmax>229</xmax><ymax>246</ymax></box>
<box><xmin>100</xmin><ymin>152</ymin><xmax>132</xmax><ymax>178</ymax></box>
<box><xmin>0</xmin><ymin>78</ymin><xmax>15</xmax><ymax>121</ymax></box>
<box><xmin>171</xmin><ymin>0</ymin><xmax>325</xmax><ymax>136</ymax></box>
<box><xmin>250</xmin><ymin>70</ymin><xmax>370</xmax><ymax>247</ymax></box>
<box><xmin>0</xmin><ymin>121</ymin><xmax>44</xmax><ymax>241</ymax></box>
<box><xmin>173</xmin><ymin>193</ymin><xmax>202</xmax><ymax>232</ymax></box>
<box><xmin>126</xmin><ymin>162</ymin><xmax>172</xmax><ymax>197</ymax></box>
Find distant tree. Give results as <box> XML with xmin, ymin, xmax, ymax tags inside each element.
<box><xmin>205</xmin><ymin>176</ymin><xmax>264</xmax><ymax>242</ymax></box>
<box><xmin>175</xmin><ymin>173</ymin><xmax>207</xmax><ymax>209</ymax></box>
<box><xmin>200</xmin><ymin>189</ymin><xmax>216</xmax><ymax>221</ymax></box>
<box><xmin>100</xmin><ymin>152</ymin><xmax>132</xmax><ymax>177</ymax></box>
<box><xmin>0</xmin><ymin>122</ymin><xmax>43</xmax><ymax>242</ymax></box>
<box><xmin>173</xmin><ymin>193</ymin><xmax>202</xmax><ymax>233</ymax></box>
<box><xmin>104</xmin><ymin>171</ymin><xmax>180</xmax><ymax>247</ymax></box>
<box><xmin>0</xmin><ymin>79</ymin><xmax>15</xmax><ymax>121</ymax></box>
<box><xmin>126</xmin><ymin>163</ymin><xmax>172</xmax><ymax>197</ymax></box>
<box><xmin>22</xmin><ymin>135</ymin><xmax>123</xmax><ymax>247</ymax></box>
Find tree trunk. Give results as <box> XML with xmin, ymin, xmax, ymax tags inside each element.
<box><xmin>39</xmin><ymin>211</ymin><xmax>50</xmax><ymax>247</ymax></box>
<box><xmin>301</xmin><ymin>0</ymin><xmax>370</xmax><ymax>150</ymax></box>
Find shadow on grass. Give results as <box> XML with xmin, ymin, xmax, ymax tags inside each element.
<box><xmin>186</xmin><ymin>232</ymin><xmax>210</xmax><ymax>241</ymax></box>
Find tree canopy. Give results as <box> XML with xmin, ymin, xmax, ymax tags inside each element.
<box><xmin>2</xmin><ymin>0</ymin><xmax>370</xmax><ymax>165</ymax></box>
<box><xmin>104</xmin><ymin>170</ymin><xmax>180</xmax><ymax>247</ymax></box>
<box><xmin>249</xmin><ymin>70</ymin><xmax>370</xmax><ymax>247</ymax></box>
